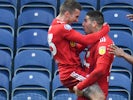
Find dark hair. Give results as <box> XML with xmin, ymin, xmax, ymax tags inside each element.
<box><xmin>86</xmin><ymin>11</ymin><xmax>104</xmax><ymax>26</ymax></box>
<box><xmin>60</xmin><ymin>0</ymin><xmax>82</xmax><ymax>14</ymax></box>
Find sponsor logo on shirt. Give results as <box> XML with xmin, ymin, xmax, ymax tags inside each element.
<box><xmin>99</xmin><ymin>46</ymin><xmax>106</xmax><ymax>55</ymax></box>
<box><xmin>64</xmin><ymin>24</ymin><xmax>72</xmax><ymax>31</ymax></box>
<box><xmin>70</xmin><ymin>41</ymin><xmax>76</xmax><ymax>47</ymax></box>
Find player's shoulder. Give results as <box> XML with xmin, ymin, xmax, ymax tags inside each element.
<box><xmin>63</xmin><ymin>24</ymin><xmax>72</xmax><ymax>31</ymax></box>
<box><xmin>98</xmin><ymin>36</ymin><xmax>113</xmax><ymax>55</ymax></box>
<box><xmin>100</xmin><ymin>35</ymin><xmax>113</xmax><ymax>44</ymax></box>
<box><xmin>54</xmin><ymin>19</ymin><xmax>72</xmax><ymax>29</ymax></box>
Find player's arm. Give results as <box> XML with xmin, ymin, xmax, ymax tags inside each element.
<box><xmin>73</xmin><ymin>56</ymin><xmax>110</xmax><ymax>99</ymax></box>
<box><xmin>76</xmin><ymin>60</ymin><xmax>109</xmax><ymax>90</ymax></box>
<box><xmin>76</xmin><ymin>43</ymin><xmax>86</xmax><ymax>53</ymax></box>
<box><xmin>76</xmin><ymin>46</ymin><xmax>113</xmax><ymax>90</ymax></box>
<box><xmin>64</xmin><ymin>24</ymin><xmax>110</xmax><ymax>45</ymax></box>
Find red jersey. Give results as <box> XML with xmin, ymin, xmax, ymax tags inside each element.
<box><xmin>48</xmin><ymin>18</ymin><xmax>109</xmax><ymax>80</ymax></box>
<box><xmin>77</xmin><ymin>35</ymin><xmax>114</xmax><ymax>98</ymax></box>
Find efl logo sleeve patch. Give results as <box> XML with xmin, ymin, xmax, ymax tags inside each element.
<box><xmin>99</xmin><ymin>46</ymin><xmax>106</xmax><ymax>55</ymax></box>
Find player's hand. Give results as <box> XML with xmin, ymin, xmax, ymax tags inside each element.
<box><xmin>102</xmin><ymin>22</ymin><xmax>110</xmax><ymax>33</ymax></box>
<box><xmin>108</xmin><ymin>44</ymin><xmax>124</xmax><ymax>57</ymax></box>
<box><xmin>73</xmin><ymin>86</ymin><xmax>83</xmax><ymax>96</ymax></box>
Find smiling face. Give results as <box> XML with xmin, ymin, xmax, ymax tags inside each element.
<box><xmin>82</xmin><ymin>11</ymin><xmax>104</xmax><ymax>34</ymax></box>
<box><xmin>82</xmin><ymin>15</ymin><xmax>94</xmax><ymax>34</ymax></box>
<box><xmin>66</xmin><ymin>9</ymin><xmax>81</xmax><ymax>24</ymax></box>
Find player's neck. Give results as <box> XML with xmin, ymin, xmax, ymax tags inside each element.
<box><xmin>95</xmin><ymin>26</ymin><xmax>102</xmax><ymax>32</ymax></box>
<box><xmin>56</xmin><ymin>14</ymin><xmax>67</xmax><ymax>23</ymax></box>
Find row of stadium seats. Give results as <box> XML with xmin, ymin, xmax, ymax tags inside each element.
<box><xmin>0</xmin><ymin>70</ymin><xmax>132</xmax><ymax>100</ymax></box>
<box><xmin>1</xmin><ymin>8</ymin><xmax>133</xmax><ymax>53</ymax></box>
<box><xmin>1</xmin><ymin>0</ymin><xmax>133</xmax><ymax>28</ymax></box>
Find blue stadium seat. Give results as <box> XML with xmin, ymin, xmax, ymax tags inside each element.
<box><xmin>52</xmin><ymin>75</ymin><xmax>77</xmax><ymax>100</ymax></box>
<box><xmin>18</xmin><ymin>9</ymin><xmax>53</xmax><ymax>27</ymax></box>
<box><xmin>0</xmin><ymin>9</ymin><xmax>15</xmax><ymax>36</ymax></box>
<box><xmin>0</xmin><ymin>0</ymin><xmax>17</xmax><ymax>6</ymax></box>
<box><xmin>109</xmin><ymin>72</ymin><xmax>131</xmax><ymax>100</ymax></box>
<box><xmin>102</xmin><ymin>9</ymin><xmax>133</xmax><ymax>30</ymax></box>
<box><xmin>100</xmin><ymin>0</ymin><xmax>133</xmax><ymax>9</ymax></box>
<box><xmin>11</xmin><ymin>71</ymin><xmax>50</xmax><ymax>100</ymax></box>
<box><xmin>109</xmin><ymin>30</ymin><xmax>133</xmax><ymax>52</ymax></box>
<box><xmin>0</xmin><ymin>50</ymin><xmax>12</xmax><ymax>81</ymax></box>
<box><xmin>12</xmin><ymin>91</ymin><xmax>47</xmax><ymax>100</ymax></box>
<box><xmin>107</xmin><ymin>91</ymin><xmax>129</xmax><ymax>100</ymax></box>
<box><xmin>100</xmin><ymin>0</ymin><xmax>133</xmax><ymax>29</ymax></box>
<box><xmin>100</xmin><ymin>0</ymin><xmax>133</xmax><ymax>36</ymax></box>
<box><xmin>112</xmin><ymin>56</ymin><xmax>133</xmax><ymax>75</ymax></box>
<box><xmin>16</xmin><ymin>29</ymin><xmax>50</xmax><ymax>54</ymax></box>
<box><xmin>0</xmin><ymin>29</ymin><xmax>14</xmax><ymax>58</ymax></box>
<box><xmin>17</xmin><ymin>9</ymin><xmax>54</xmax><ymax>36</ymax></box>
<box><xmin>0</xmin><ymin>0</ymin><xmax>17</xmax><ymax>18</ymax></box>
<box><xmin>0</xmin><ymin>72</ymin><xmax>9</xmax><ymax>100</ymax></box>
<box><xmin>14</xmin><ymin>50</ymin><xmax>52</xmax><ymax>81</ymax></box>
<box><xmin>60</xmin><ymin>0</ymin><xmax>97</xmax><ymax>10</ymax></box>
<box><xmin>20</xmin><ymin>0</ymin><xmax>57</xmax><ymax>18</ymax></box>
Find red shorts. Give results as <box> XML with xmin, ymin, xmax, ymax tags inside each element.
<box><xmin>59</xmin><ymin>65</ymin><xmax>89</xmax><ymax>100</ymax></box>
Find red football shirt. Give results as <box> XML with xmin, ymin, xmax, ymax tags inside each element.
<box><xmin>77</xmin><ymin>34</ymin><xmax>114</xmax><ymax>98</ymax></box>
<box><xmin>48</xmin><ymin>18</ymin><xmax>109</xmax><ymax>80</ymax></box>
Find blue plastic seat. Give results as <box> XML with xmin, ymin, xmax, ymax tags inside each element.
<box><xmin>12</xmin><ymin>91</ymin><xmax>47</xmax><ymax>100</ymax></box>
<box><xmin>0</xmin><ymin>9</ymin><xmax>15</xmax><ymax>36</ymax></box>
<box><xmin>100</xmin><ymin>0</ymin><xmax>133</xmax><ymax>31</ymax></box>
<box><xmin>0</xmin><ymin>92</ymin><xmax>7</xmax><ymax>100</ymax></box>
<box><xmin>112</xmin><ymin>56</ymin><xmax>133</xmax><ymax>74</ymax></box>
<box><xmin>100</xmin><ymin>0</ymin><xmax>133</xmax><ymax>9</ymax></box>
<box><xmin>14</xmin><ymin>50</ymin><xmax>52</xmax><ymax>81</ymax></box>
<box><xmin>107</xmin><ymin>91</ymin><xmax>128</xmax><ymax>100</ymax></box>
<box><xmin>0</xmin><ymin>0</ymin><xmax>17</xmax><ymax>18</ymax></box>
<box><xmin>18</xmin><ymin>9</ymin><xmax>53</xmax><ymax>27</ymax></box>
<box><xmin>0</xmin><ymin>72</ymin><xmax>9</xmax><ymax>100</ymax></box>
<box><xmin>0</xmin><ymin>29</ymin><xmax>14</xmax><ymax>58</ymax></box>
<box><xmin>0</xmin><ymin>0</ymin><xmax>17</xmax><ymax>6</ymax></box>
<box><xmin>102</xmin><ymin>9</ymin><xmax>133</xmax><ymax>29</ymax></box>
<box><xmin>19</xmin><ymin>0</ymin><xmax>57</xmax><ymax>18</ymax></box>
<box><xmin>109</xmin><ymin>72</ymin><xmax>131</xmax><ymax>100</ymax></box>
<box><xmin>12</xmin><ymin>71</ymin><xmax>50</xmax><ymax>100</ymax></box>
<box><xmin>0</xmin><ymin>50</ymin><xmax>12</xmax><ymax>81</ymax></box>
<box><xmin>17</xmin><ymin>9</ymin><xmax>53</xmax><ymax>36</ymax></box>
<box><xmin>16</xmin><ymin>29</ymin><xmax>50</xmax><ymax>54</ymax></box>
<box><xmin>52</xmin><ymin>75</ymin><xmax>77</xmax><ymax>100</ymax></box>
<box><xmin>0</xmin><ymin>9</ymin><xmax>15</xmax><ymax>28</ymax></box>
<box><xmin>109</xmin><ymin>30</ymin><xmax>133</xmax><ymax>52</ymax></box>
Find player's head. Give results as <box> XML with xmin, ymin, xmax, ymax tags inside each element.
<box><xmin>59</xmin><ymin>0</ymin><xmax>82</xmax><ymax>24</ymax></box>
<box><xmin>82</xmin><ymin>11</ymin><xmax>104</xmax><ymax>34</ymax></box>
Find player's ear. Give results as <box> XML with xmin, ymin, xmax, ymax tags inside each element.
<box><xmin>92</xmin><ymin>21</ymin><xmax>97</xmax><ymax>28</ymax></box>
<box><xmin>65</xmin><ymin>11</ymin><xmax>70</xmax><ymax>17</ymax></box>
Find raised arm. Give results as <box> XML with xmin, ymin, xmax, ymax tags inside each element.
<box><xmin>65</xmin><ymin>24</ymin><xmax>110</xmax><ymax>46</ymax></box>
